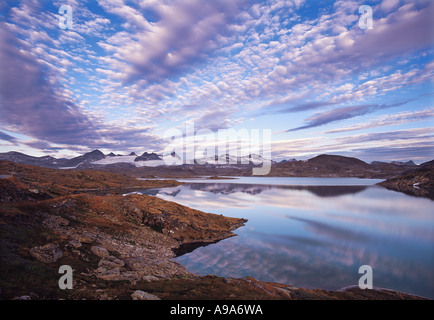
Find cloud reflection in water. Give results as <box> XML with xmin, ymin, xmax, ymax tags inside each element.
<box><xmin>143</xmin><ymin>180</ymin><xmax>434</xmax><ymax>298</ymax></box>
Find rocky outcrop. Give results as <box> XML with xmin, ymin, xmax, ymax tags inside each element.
<box><xmin>120</xmin><ymin>194</ymin><xmax>247</xmax><ymax>244</ymax></box>
<box><xmin>30</xmin><ymin>243</ymin><xmax>63</xmax><ymax>264</ymax></box>
<box><xmin>0</xmin><ymin>168</ymin><xmax>246</xmax><ymax>299</ymax></box>
<box><xmin>378</xmin><ymin>161</ymin><xmax>434</xmax><ymax>199</ymax></box>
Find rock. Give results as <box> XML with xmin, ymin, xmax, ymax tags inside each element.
<box><xmin>131</xmin><ymin>290</ymin><xmax>161</xmax><ymax>300</ymax></box>
<box><xmin>119</xmin><ymin>271</ymin><xmax>140</xmax><ymax>283</ymax></box>
<box><xmin>44</xmin><ymin>215</ymin><xmax>69</xmax><ymax>228</ymax></box>
<box><xmin>76</xmin><ymin>234</ymin><xmax>92</xmax><ymax>244</ymax></box>
<box><xmin>55</xmin><ymin>217</ymin><xmax>69</xmax><ymax>226</ymax></box>
<box><xmin>69</xmin><ymin>239</ymin><xmax>82</xmax><ymax>248</ymax></box>
<box><xmin>15</xmin><ymin>295</ymin><xmax>32</xmax><ymax>300</ymax></box>
<box><xmin>98</xmin><ymin>256</ymin><xmax>125</xmax><ymax>269</ymax></box>
<box><xmin>124</xmin><ymin>256</ymin><xmax>148</xmax><ymax>270</ymax></box>
<box><xmin>142</xmin><ymin>275</ymin><xmax>159</xmax><ymax>282</ymax></box>
<box><xmin>224</xmin><ymin>277</ymin><xmax>235</xmax><ymax>284</ymax></box>
<box><xmin>30</xmin><ymin>243</ymin><xmax>63</xmax><ymax>263</ymax></box>
<box><xmin>91</xmin><ymin>246</ymin><xmax>110</xmax><ymax>258</ymax></box>
<box><xmin>96</xmin><ymin>267</ymin><xmax>121</xmax><ymax>281</ymax></box>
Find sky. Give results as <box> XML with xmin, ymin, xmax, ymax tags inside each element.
<box><xmin>0</xmin><ymin>0</ymin><xmax>433</xmax><ymax>163</ymax></box>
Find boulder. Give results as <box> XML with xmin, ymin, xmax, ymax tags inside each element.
<box><xmin>96</xmin><ymin>267</ymin><xmax>121</xmax><ymax>281</ymax></box>
<box><xmin>98</xmin><ymin>256</ymin><xmax>125</xmax><ymax>269</ymax></box>
<box><xmin>91</xmin><ymin>246</ymin><xmax>110</xmax><ymax>258</ymax></box>
<box><xmin>131</xmin><ymin>290</ymin><xmax>161</xmax><ymax>300</ymax></box>
<box><xmin>69</xmin><ymin>239</ymin><xmax>82</xmax><ymax>248</ymax></box>
<box><xmin>30</xmin><ymin>243</ymin><xmax>63</xmax><ymax>264</ymax></box>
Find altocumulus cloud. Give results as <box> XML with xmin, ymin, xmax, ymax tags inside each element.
<box><xmin>97</xmin><ymin>0</ymin><xmax>245</xmax><ymax>84</ymax></box>
<box><xmin>0</xmin><ymin>22</ymin><xmax>162</xmax><ymax>153</ymax></box>
<box><xmin>0</xmin><ymin>22</ymin><xmax>100</xmax><ymax>146</ymax></box>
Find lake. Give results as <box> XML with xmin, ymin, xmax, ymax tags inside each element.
<box><xmin>140</xmin><ymin>177</ymin><xmax>434</xmax><ymax>299</ymax></box>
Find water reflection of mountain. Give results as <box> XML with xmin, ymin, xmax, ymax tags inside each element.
<box><xmin>189</xmin><ymin>183</ymin><xmax>272</xmax><ymax>196</ymax></box>
<box><xmin>186</xmin><ymin>183</ymin><xmax>368</xmax><ymax>198</ymax></box>
<box><xmin>141</xmin><ymin>188</ymin><xmax>181</xmax><ymax>197</ymax></box>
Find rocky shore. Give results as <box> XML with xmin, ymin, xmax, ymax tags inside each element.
<box><xmin>378</xmin><ymin>160</ymin><xmax>434</xmax><ymax>200</ymax></box>
<box><xmin>0</xmin><ymin>161</ymin><xmax>426</xmax><ymax>300</ymax></box>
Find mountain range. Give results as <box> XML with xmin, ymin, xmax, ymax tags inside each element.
<box><xmin>0</xmin><ymin>150</ymin><xmax>427</xmax><ymax>179</ymax></box>
<box><xmin>0</xmin><ymin>150</ymin><xmax>273</xmax><ymax>169</ymax></box>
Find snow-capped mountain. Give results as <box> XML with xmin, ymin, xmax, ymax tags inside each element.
<box><xmin>196</xmin><ymin>153</ymin><xmax>274</xmax><ymax>165</ymax></box>
<box><xmin>0</xmin><ymin>150</ymin><xmax>275</xmax><ymax>169</ymax></box>
<box><xmin>90</xmin><ymin>151</ymin><xmax>183</xmax><ymax>167</ymax></box>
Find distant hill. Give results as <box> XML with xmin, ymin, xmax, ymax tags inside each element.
<box><xmin>308</xmin><ymin>154</ymin><xmax>371</xmax><ymax>170</ymax></box>
<box><xmin>0</xmin><ymin>151</ymin><xmax>60</xmax><ymax>168</ymax></box>
<box><xmin>265</xmin><ymin>154</ymin><xmax>418</xmax><ymax>178</ymax></box>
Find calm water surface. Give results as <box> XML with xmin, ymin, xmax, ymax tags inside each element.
<box><xmin>141</xmin><ymin>177</ymin><xmax>434</xmax><ymax>299</ymax></box>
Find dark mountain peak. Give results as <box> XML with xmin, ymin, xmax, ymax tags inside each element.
<box><xmin>129</xmin><ymin>152</ymin><xmax>137</xmax><ymax>156</ymax></box>
<box><xmin>134</xmin><ymin>152</ymin><xmax>161</xmax><ymax>162</ymax></box>
<box><xmin>107</xmin><ymin>152</ymin><xmax>116</xmax><ymax>157</ymax></box>
<box><xmin>86</xmin><ymin>149</ymin><xmax>104</xmax><ymax>156</ymax></box>
<box><xmin>406</xmin><ymin>160</ymin><xmax>417</xmax><ymax>166</ymax></box>
<box><xmin>79</xmin><ymin>150</ymin><xmax>105</xmax><ymax>161</ymax></box>
<box><xmin>61</xmin><ymin>149</ymin><xmax>105</xmax><ymax>168</ymax></box>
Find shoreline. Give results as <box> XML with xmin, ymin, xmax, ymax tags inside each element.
<box><xmin>0</xmin><ymin>161</ymin><xmax>429</xmax><ymax>300</ymax></box>
<box><xmin>337</xmin><ymin>285</ymin><xmax>429</xmax><ymax>300</ymax></box>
